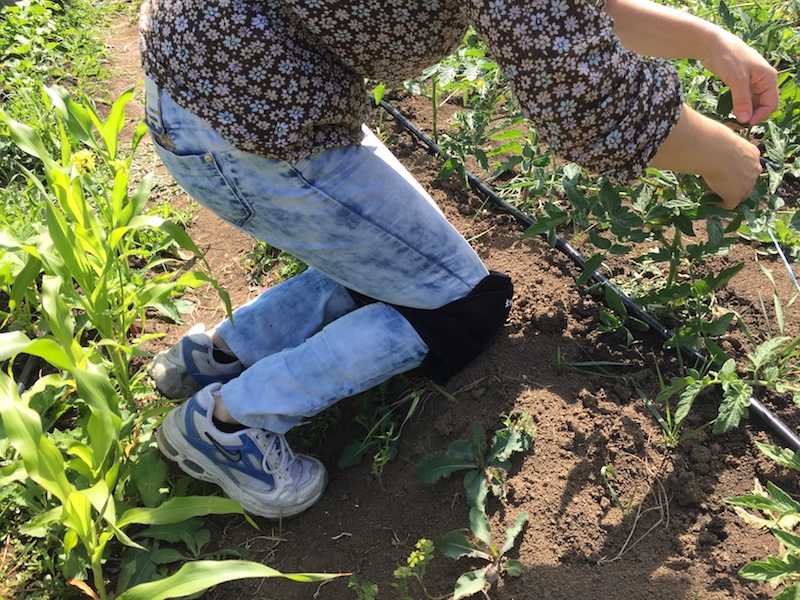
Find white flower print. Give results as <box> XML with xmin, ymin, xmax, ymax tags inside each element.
<box><xmin>488</xmin><ymin>0</ymin><xmax>506</xmax><ymax>19</ymax></box>
<box><xmin>142</xmin><ymin>0</ymin><xmax>682</xmax><ymax>176</ymax></box>
<box><xmin>549</xmin><ymin>0</ymin><xmax>568</xmax><ymax>19</ymax></box>
<box><xmin>553</xmin><ymin>36</ymin><xmax>570</xmax><ymax>54</ymax></box>
<box><xmin>557</xmin><ymin>98</ymin><xmax>577</xmax><ymax>117</ymax></box>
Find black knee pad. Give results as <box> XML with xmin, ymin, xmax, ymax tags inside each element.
<box><xmin>348</xmin><ymin>271</ymin><xmax>513</xmax><ymax>384</ymax></box>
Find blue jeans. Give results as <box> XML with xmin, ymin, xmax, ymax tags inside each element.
<box><xmin>144</xmin><ymin>78</ymin><xmax>489</xmax><ymax>433</ymax></box>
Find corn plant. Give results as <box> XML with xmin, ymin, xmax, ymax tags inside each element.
<box><xmin>0</xmin><ymin>358</ymin><xmax>344</xmax><ymax>599</ymax></box>
<box><xmin>0</xmin><ymin>88</ymin><xmax>342</xmax><ymax>597</ymax></box>
<box><xmin>0</xmin><ymin>85</ymin><xmax>231</xmax><ymax>403</ymax></box>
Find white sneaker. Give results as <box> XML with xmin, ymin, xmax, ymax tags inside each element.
<box><xmin>156</xmin><ymin>384</ymin><xmax>328</xmax><ymax>519</ymax></box>
<box><xmin>148</xmin><ymin>324</ymin><xmax>244</xmax><ymax>399</ymax></box>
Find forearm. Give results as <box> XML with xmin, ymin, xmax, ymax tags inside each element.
<box><xmin>602</xmin><ymin>0</ymin><xmax>722</xmax><ymax>59</ymax></box>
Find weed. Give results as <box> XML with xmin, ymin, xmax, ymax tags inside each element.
<box><xmin>339</xmin><ymin>378</ymin><xmax>446</xmax><ymax>481</ymax></box>
<box><xmin>348</xmin><ymin>574</ymin><xmax>380</xmax><ymax>600</ymax></box>
<box><xmin>245</xmin><ymin>240</ymin><xmax>308</xmax><ymax>287</ymax></box>
<box><xmin>600</xmin><ymin>465</ymin><xmax>636</xmax><ymax>516</ymax></box>
<box><xmin>725</xmin><ymin>441</ymin><xmax>800</xmax><ymax>598</ymax></box>
<box><xmin>436</xmin><ymin>512</ymin><xmax>528</xmax><ymax>599</ymax></box>
<box><xmin>391</xmin><ymin>538</ymin><xmax>436</xmax><ymax>599</ymax></box>
<box><xmin>417</xmin><ymin>418</ymin><xmax>534</xmax><ymax>598</ymax></box>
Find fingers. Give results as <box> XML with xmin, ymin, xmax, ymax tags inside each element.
<box><xmin>730</xmin><ymin>80</ymin><xmax>754</xmax><ymax>125</ymax></box>
<box><xmin>749</xmin><ymin>70</ymin><xmax>780</xmax><ymax>125</ymax></box>
<box><xmin>728</xmin><ymin>55</ymin><xmax>778</xmax><ymax>125</ymax></box>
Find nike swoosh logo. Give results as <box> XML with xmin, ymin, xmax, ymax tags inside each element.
<box><xmin>205</xmin><ymin>432</ymin><xmax>242</xmax><ymax>463</ymax></box>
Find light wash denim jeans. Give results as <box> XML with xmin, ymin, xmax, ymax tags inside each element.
<box><xmin>144</xmin><ymin>78</ymin><xmax>489</xmax><ymax>433</ymax></box>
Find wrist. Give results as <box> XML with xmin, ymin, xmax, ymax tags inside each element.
<box><xmin>651</xmin><ymin>105</ymin><xmax>734</xmax><ymax>177</ymax></box>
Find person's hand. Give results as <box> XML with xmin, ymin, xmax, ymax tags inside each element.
<box><xmin>651</xmin><ymin>105</ymin><xmax>762</xmax><ymax>210</ymax></box>
<box><xmin>700</xmin><ymin>126</ymin><xmax>763</xmax><ymax>210</ymax></box>
<box><xmin>700</xmin><ymin>29</ymin><xmax>779</xmax><ymax>125</ymax></box>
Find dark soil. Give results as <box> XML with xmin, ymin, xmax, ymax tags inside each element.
<box><xmin>106</xmin><ymin>19</ymin><xmax>799</xmax><ymax>600</ymax></box>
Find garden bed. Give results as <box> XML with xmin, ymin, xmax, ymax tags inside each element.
<box><xmin>54</xmin><ymin>16</ymin><xmax>800</xmax><ymax>600</ymax></box>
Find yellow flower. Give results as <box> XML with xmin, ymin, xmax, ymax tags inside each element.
<box><xmin>72</xmin><ymin>150</ymin><xmax>97</xmax><ymax>175</ymax></box>
<box><xmin>110</xmin><ymin>159</ymin><xmax>128</xmax><ymax>174</ymax></box>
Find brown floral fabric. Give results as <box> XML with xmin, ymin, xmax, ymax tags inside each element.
<box><xmin>139</xmin><ymin>0</ymin><xmax>683</xmax><ymax>181</ymax></box>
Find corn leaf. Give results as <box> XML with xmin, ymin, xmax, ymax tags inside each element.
<box><xmin>117</xmin><ymin>496</ymin><xmax>253</xmax><ymax>528</ymax></box>
<box><xmin>0</xmin><ymin>373</ymin><xmax>71</xmax><ymax>503</ymax></box>
<box><xmin>117</xmin><ymin>560</ymin><xmax>345</xmax><ymax>600</ymax></box>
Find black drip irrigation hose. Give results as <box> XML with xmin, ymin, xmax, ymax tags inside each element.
<box><xmin>381</xmin><ymin>100</ymin><xmax>800</xmax><ymax>451</ymax></box>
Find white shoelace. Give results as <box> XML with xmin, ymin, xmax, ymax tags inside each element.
<box><xmin>254</xmin><ymin>431</ymin><xmax>296</xmax><ymax>476</ymax></box>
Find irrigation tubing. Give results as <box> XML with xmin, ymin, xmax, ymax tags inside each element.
<box><xmin>380</xmin><ymin>100</ymin><xmax>800</xmax><ymax>451</ymax></box>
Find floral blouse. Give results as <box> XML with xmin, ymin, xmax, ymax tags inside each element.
<box><xmin>139</xmin><ymin>0</ymin><xmax>683</xmax><ymax>183</ymax></box>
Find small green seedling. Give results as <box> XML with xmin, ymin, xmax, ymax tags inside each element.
<box><xmin>392</xmin><ymin>538</ymin><xmax>436</xmax><ymax>600</ymax></box>
<box><xmin>600</xmin><ymin>465</ymin><xmax>635</xmax><ymax>516</ymax></box>
<box><xmin>436</xmin><ymin>511</ymin><xmax>528</xmax><ymax>600</ymax></box>
<box><xmin>416</xmin><ymin>417</ymin><xmax>534</xmax><ymax>508</ymax></box>
<box><xmin>348</xmin><ymin>574</ymin><xmax>379</xmax><ymax>600</ymax></box>
<box><xmin>417</xmin><ymin>417</ymin><xmax>534</xmax><ymax>598</ymax></box>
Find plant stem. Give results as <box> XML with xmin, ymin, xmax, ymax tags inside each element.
<box><xmin>431</xmin><ymin>75</ymin><xmax>439</xmax><ymax>146</ymax></box>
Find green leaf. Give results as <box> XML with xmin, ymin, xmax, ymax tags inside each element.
<box><xmin>749</xmin><ymin>337</ymin><xmax>790</xmax><ymax>372</ymax></box>
<box><xmin>73</xmin><ymin>363</ymin><xmax>121</xmax><ymax>473</ymax></box>
<box><xmin>604</xmin><ymin>285</ymin><xmax>628</xmax><ymax>319</ymax></box>
<box><xmin>416</xmin><ymin>440</ymin><xmax>477</xmax><ymax>484</ymax></box>
<box><xmin>0</xmin><ymin>373</ymin><xmax>71</xmax><ymax>503</ymax></box>
<box><xmin>435</xmin><ymin>530</ymin><xmax>485</xmax><ymax>560</ymax></box>
<box><xmin>372</xmin><ymin>83</ymin><xmax>385</xmax><ymax>105</ymax></box>
<box><xmin>150</xmin><ymin>548</ymin><xmax>188</xmax><ymax>565</ymax></box>
<box><xmin>755</xmin><ymin>442</ymin><xmax>800</xmax><ymax>472</ymax></box>
<box><xmin>0</xmin><ymin>331</ymin><xmax>72</xmax><ymax>372</ymax></box>
<box><xmin>674</xmin><ymin>377</ymin><xmax>709</xmax><ymax>429</ymax></box>
<box><xmin>488</xmin><ymin>426</ymin><xmax>532</xmax><ymax>464</ymax></box>
<box><xmin>739</xmin><ymin>557</ymin><xmax>797</xmax><ymax>582</ymax></box>
<box><xmin>588</xmin><ymin>230</ymin><xmax>612</xmax><ymax>250</ymax></box>
<box><xmin>453</xmin><ymin>567</ymin><xmax>489</xmax><ymax>600</ymax></box>
<box><xmin>772</xmin><ymin>529</ymin><xmax>800</xmax><ymax>554</ymax></box>
<box><xmin>116</xmin><ymin>548</ymin><xmax>163</xmax><ymax>594</ymax></box>
<box><xmin>337</xmin><ymin>440</ymin><xmax>371</xmax><ymax>469</ymax></box>
<box><xmin>45</xmin><ymin>86</ymin><xmax>98</xmax><ymax>152</ymax></box>
<box><xmin>132</xmin><ymin>215</ymin><xmax>202</xmax><ymax>256</ymax></box>
<box><xmin>101</xmin><ymin>87</ymin><xmax>134</xmax><ymax>159</ymax></box>
<box><xmin>63</xmin><ymin>491</ymin><xmax>93</xmax><ymax>542</ymax></box>
<box><xmin>500</xmin><ymin>511</ymin><xmax>529</xmax><ymax>556</ymax></box>
<box><xmin>504</xmin><ymin>559</ymin><xmax>524</xmax><ymax>577</ymax></box>
<box><xmin>724</xmin><ymin>493</ymin><xmax>790</xmax><ymax>513</ymax></box>
<box><xmin>118</xmin><ymin>496</ymin><xmax>253</xmax><ymax>528</ymax></box>
<box><xmin>776</xmin><ymin>584</ymin><xmax>800</xmax><ymax>600</ymax></box>
<box><xmin>713</xmin><ymin>381</ymin><xmax>752</xmax><ymax>434</ymax></box>
<box><xmin>0</xmin><ymin>109</ymin><xmax>58</xmax><ymax>171</ymax></box>
<box><xmin>0</xmin><ymin>461</ymin><xmax>27</xmax><ymax>487</ymax></box>
<box><xmin>131</xmin><ymin>448</ymin><xmax>169</xmax><ymax>508</ymax></box>
<box><xmin>767</xmin><ymin>482</ymin><xmax>800</xmax><ymax>513</ymax></box>
<box><xmin>463</xmin><ymin>468</ymin><xmax>487</xmax><ymax>511</ymax></box>
<box><xmin>576</xmin><ymin>253</ymin><xmax>604</xmax><ymax>287</ymax></box>
<box><xmin>470</xmin><ymin>506</ymin><xmax>491</xmax><ymax>547</ymax></box>
<box><xmin>117</xmin><ymin>560</ymin><xmax>344</xmax><ymax>600</ymax></box>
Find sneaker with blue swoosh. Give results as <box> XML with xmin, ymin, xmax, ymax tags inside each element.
<box><xmin>148</xmin><ymin>324</ymin><xmax>244</xmax><ymax>399</ymax></box>
<box><xmin>157</xmin><ymin>383</ymin><xmax>328</xmax><ymax>519</ymax></box>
